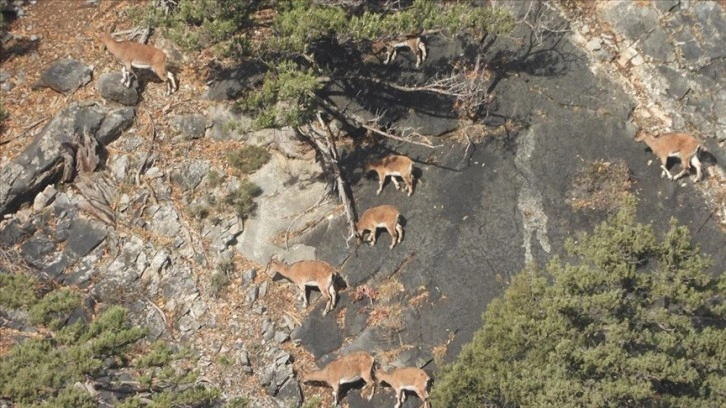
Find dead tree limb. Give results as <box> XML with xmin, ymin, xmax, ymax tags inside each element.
<box><xmin>296</xmin><ymin>114</ymin><xmax>358</xmax><ymax>239</ymax></box>
<box><xmin>136</xmin><ymin>107</ymin><xmax>157</xmax><ymax>185</ymax></box>
<box><xmin>0</xmin><ymin>116</ymin><xmax>49</xmax><ymax>145</ymax></box>
<box><xmin>285</xmin><ymin>188</ymin><xmax>332</xmax><ymax>250</ymax></box>
<box><xmin>313</xmin><ymin>95</ymin><xmax>439</xmax><ymax>148</ymax></box>
<box><xmin>347</xmin><ymin>75</ymin><xmax>459</xmax><ymax>96</ymax></box>
<box><xmin>316</xmin><ymin>113</ymin><xmax>359</xmax><ymax>237</ymax></box>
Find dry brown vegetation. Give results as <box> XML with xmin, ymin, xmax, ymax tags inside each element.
<box><xmin>569</xmin><ymin>159</ymin><xmax>633</xmax><ymax>213</ymax></box>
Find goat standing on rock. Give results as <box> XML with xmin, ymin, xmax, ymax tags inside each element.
<box><xmin>99</xmin><ymin>30</ymin><xmax>177</xmax><ymax>95</ymax></box>
<box><xmin>365</xmin><ymin>154</ymin><xmax>416</xmax><ymax>196</ymax></box>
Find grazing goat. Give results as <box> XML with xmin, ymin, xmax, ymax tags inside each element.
<box><xmin>355</xmin><ymin>205</ymin><xmax>404</xmax><ymax>249</ymax></box>
<box><xmin>265</xmin><ymin>258</ymin><xmax>338</xmax><ymax>317</ymax></box>
<box><xmin>376</xmin><ymin>367</ymin><xmax>432</xmax><ymax>408</ymax></box>
<box><xmin>301</xmin><ymin>351</ymin><xmax>376</xmax><ymax>407</ymax></box>
<box><xmin>383</xmin><ymin>36</ymin><xmax>428</xmax><ymax>68</ymax></box>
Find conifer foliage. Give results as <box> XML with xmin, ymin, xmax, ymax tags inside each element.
<box><xmin>432</xmin><ymin>200</ymin><xmax>726</xmax><ymax>407</ymax></box>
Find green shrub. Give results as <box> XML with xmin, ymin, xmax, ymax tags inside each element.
<box><xmin>28</xmin><ymin>288</ymin><xmax>82</xmax><ymax>329</ymax></box>
<box><xmin>187</xmin><ymin>202</ymin><xmax>211</xmax><ymax>220</ymax></box>
<box><xmin>210</xmin><ymin>270</ymin><xmax>231</xmax><ymax>297</ymax></box>
<box><xmin>226</xmin><ymin>145</ymin><xmax>271</xmax><ymax>174</ymax></box>
<box><xmin>0</xmin><ymin>272</ymin><xmax>39</xmax><ymax>309</ymax></box>
<box><xmin>224</xmin><ymin>396</ymin><xmax>251</xmax><ymax>408</ymax></box>
<box><xmin>206</xmin><ymin>170</ymin><xmax>223</xmax><ymax>187</ymax></box>
<box><xmin>130</xmin><ymin>0</ymin><xmax>256</xmax><ymax>51</ymax></box>
<box><xmin>134</xmin><ymin>341</ymin><xmax>176</xmax><ymax>368</ymax></box>
<box><xmin>37</xmin><ymin>386</ymin><xmax>97</xmax><ymax>408</ymax></box>
<box><xmin>301</xmin><ymin>395</ymin><xmax>322</xmax><ymax>408</ymax></box>
<box><xmin>0</xmin><ymin>306</ymin><xmax>147</xmax><ymax>404</ymax></box>
<box><xmin>224</xmin><ymin>180</ymin><xmax>263</xmax><ymax>219</ymax></box>
<box><xmin>432</xmin><ymin>199</ymin><xmax>726</xmax><ymax>407</ymax></box>
<box><xmin>239</xmin><ymin>60</ymin><xmax>321</xmax><ymax>129</ymax></box>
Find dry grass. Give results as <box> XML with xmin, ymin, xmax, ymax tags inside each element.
<box><xmin>377</xmin><ymin>278</ymin><xmax>405</xmax><ymax>303</ymax></box>
<box><xmin>408</xmin><ymin>287</ymin><xmax>430</xmax><ymax>308</ymax></box>
<box><xmin>569</xmin><ymin>159</ymin><xmax>633</xmax><ymax>213</ymax></box>
<box><xmin>366</xmin><ymin>304</ymin><xmax>404</xmax><ymax>335</ymax></box>
<box><xmin>432</xmin><ymin>330</ymin><xmax>457</xmax><ymax>364</ymax></box>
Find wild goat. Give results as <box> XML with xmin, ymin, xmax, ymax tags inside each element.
<box><xmin>383</xmin><ymin>36</ymin><xmax>428</xmax><ymax>68</ymax></box>
<box><xmin>355</xmin><ymin>205</ymin><xmax>404</xmax><ymax>249</ymax></box>
<box><xmin>265</xmin><ymin>258</ymin><xmax>338</xmax><ymax>317</ymax></box>
<box><xmin>635</xmin><ymin>131</ymin><xmax>703</xmax><ymax>182</ymax></box>
<box><xmin>99</xmin><ymin>31</ymin><xmax>177</xmax><ymax>95</ymax></box>
<box><xmin>301</xmin><ymin>351</ymin><xmax>376</xmax><ymax>407</ymax></box>
<box><xmin>376</xmin><ymin>367</ymin><xmax>432</xmax><ymax>408</ymax></box>
<box><xmin>365</xmin><ymin>154</ymin><xmax>416</xmax><ymax>196</ymax></box>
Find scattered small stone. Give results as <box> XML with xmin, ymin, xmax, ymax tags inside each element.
<box><xmin>586</xmin><ymin>38</ymin><xmax>602</xmax><ymax>51</ymax></box>
<box><xmin>258</xmin><ymin>280</ymin><xmax>268</xmax><ymax>298</ymax></box>
<box><xmin>32</xmin><ymin>185</ymin><xmax>57</xmax><ymax>211</ymax></box>
<box><xmin>242</xmin><ymin>268</ymin><xmax>257</xmax><ymax>285</ymax></box>
<box><xmin>245</xmin><ymin>285</ymin><xmax>259</xmax><ymax>305</ymax></box>
<box><xmin>274</xmin><ymin>331</ymin><xmax>289</xmax><ymax>344</ymax></box>
<box><xmin>631</xmin><ymin>54</ymin><xmax>645</xmax><ymax>66</ymax></box>
<box><xmin>173</xmin><ymin>237</ymin><xmax>185</xmax><ymax>248</ymax></box>
<box><xmin>239</xmin><ymin>350</ymin><xmax>250</xmax><ymax>366</ymax></box>
<box><xmin>259</xmin><ymin>366</ymin><xmax>275</xmax><ymax>387</ymax></box>
<box><xmin>144</xmin><ymin>167</ymin><xmax>164</xmax><ymax>180</ymax></box>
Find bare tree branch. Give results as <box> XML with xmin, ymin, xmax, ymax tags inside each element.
<box><xmin>136</xmin><ymin>107</ymin><xmax>157</xmax><ymax>186</ymax></box>
<box><xmin>313</xmin><ymin>95</ymin><xmax>439</xmax><ymax>148</ymax></box>
<box><xmin>296</xmin><ymin>114</ymin><xmax>359</xmax><ymax>239</ymax></box>
<box><xmin>520</xmin><ymin>0</ymin><xmax>570</xmax><ymax>46</ymax></box>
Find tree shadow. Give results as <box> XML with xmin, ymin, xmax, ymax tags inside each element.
<box><xmin>0</xmin><ymin>36</ymin><xmax>40</xmax><ymax>64</ymax></box>
<box><xmin>1</xmin><ymin>9</ymin><xmax>38</xmax><ymax>63</ymax></box>
<box><xmin>203</xmin><ymin>59</ymin><xmax>267</xmax><ymax>100</ymax></box>
<box><xmin>484</xmin><ymin>16</ymin><xmax>581</xmax><ymax>96</ymax></box>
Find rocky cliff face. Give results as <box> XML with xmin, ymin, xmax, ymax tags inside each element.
<box><xmin>0</xmin><ymin>1</ymin><xmax>724</xmax><ymax>407</ymax></box>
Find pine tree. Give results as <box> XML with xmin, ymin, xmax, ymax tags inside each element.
<box><xmin>432</xmin><ymin>200</ymin><xmax>726</xmax><ymax>407</ymax></box>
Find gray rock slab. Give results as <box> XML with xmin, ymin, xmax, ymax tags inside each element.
<box><xmin>291</xmin><ymin>312</ymin><xmax>343</xmax><ymax>359</ymax></box>
<box><xmin>20</xmin><ymin>235</ymin><xmax>56</xmax><ymax>264</ymax></box>
<box><xmin>205</xmin><ymin>105</ymin><xmax>254</xmax><ymax>141</ymax></box>
<box><xmin>66</xmin><ymin>218</ymin><xmax>107</xmax><ymax>259</ymax></box>
<box><xmin>298</xmin><ymin>17</ymin><xmax>726</xmax><ymax>375</ymax></box>
<box><xmin>35</xmin><ymin>58</ymin><xmax>92</xmax><ymax>94</ymax></box>
<box><xmin>170</xmin><ymin>160</ymin><xmax>210</xmax><ymax>191</ymax></box>
<box><xmin>171</xmin><ymin>114</ymin><xmax>208</xmax><ymax>139</ymax></box>
<box><xmin>0</xmin><ymin>102</ymin><xmax>133</xmax><ymax>216</ymax></box>
<box><xmin>640</xmin><ymin>26</ymin><xmax>675</xmax><ymax>62</ymax></box>
<box><xmin>654</xmin><ymin>0</ymin><xmax>681</xmax><ymax>13</ymax></box>
<box><xmin>275</xmin><ymin>378</ymin><xmax>302</xmax><ymax>407</ymax></box>
<box><xmin>603</xmin><ymin>2</ymin><xmax>658</xmax><ymax>40</ymax></box>
<box><xmin>0</xmin><ymin>218</ymin><xmax>36</xmax><ymax>246</ymax></box>
<box><xmin>235</xmin><ymin>154</ymin><xmax>335</xmax><ymax>265</ymax></box>
<box><xmin>658</xmin><ymin>65</ymin><xmax>691</xmax><ymax>100</ymax></box>
<box><xmin>97</xmin><ymin>73</ymin><xmax>139</xmax><ymax>106</ymax></box>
